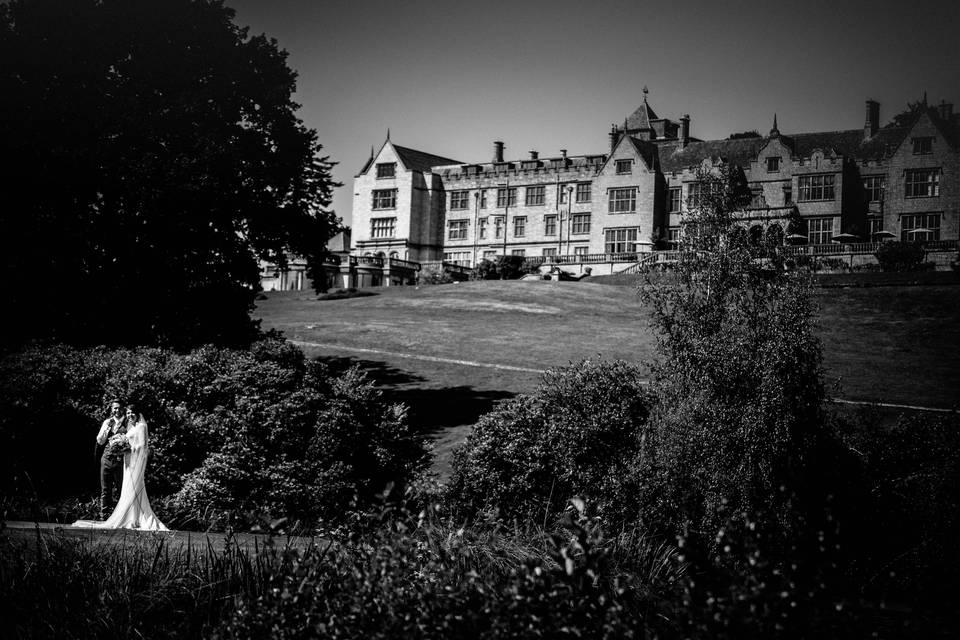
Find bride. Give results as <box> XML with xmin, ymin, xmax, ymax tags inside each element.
<box><xmin>74</xmin><ymin>406</ymin><xmax>168</xmax><ymax>531</ymax></box>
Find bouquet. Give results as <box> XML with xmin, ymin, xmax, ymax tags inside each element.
<box><xmin>105</xmin><ymin>433</ymin><xmax>131</xmax><ymax>459</ymax></box>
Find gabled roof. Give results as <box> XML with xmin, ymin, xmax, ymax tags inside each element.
<box><xmin>393</xmin><ymin>144</ymin><xmax>461</xmax><ymax>172</ymax></box>
<box><xmin>357</xmin><ymin>154</ymin><xmax>375</xmax><ymax>176</ymax></box>
<box><xmin>626</xmin><ymin>136</ymin><xmax>657</xmax><ymax>169</ymax></box>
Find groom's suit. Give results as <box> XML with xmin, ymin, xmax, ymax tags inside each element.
<box><xmin>95</xmin><ymin>415</ymin><xmax>126</xmax><ymax>518</ymax></box>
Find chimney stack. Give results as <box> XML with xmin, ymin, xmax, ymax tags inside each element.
<box><xmin>938</xmin><ymin>100</ymin><xmax>953</xmax><ymax>121</ymax></box>
<box><xmin>609</xmin><ymin>124</ymin><xmax>619</xmax><ymax>152</ymax></box>
<box><xmin>493</xmin><ymin>140</ymin><xmax>504</xmax><ymax>163</ymax></box>
<box><xmin>529</xmin><ymin>150</ymin><xmax>538</xmax><ymax>160</ymax></box>
<box><xmin>679</xmin><ymin>114</ymin><xmax>690</xmax><ymax>147</ymax></box>
<box><xmin>865</xmin><ymin>100</ymin><xmax>880</xmax><ymax>138</ymax></box>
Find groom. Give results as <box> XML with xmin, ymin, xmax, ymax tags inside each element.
<box><xmin>95</xmin><ymin>399</ymin><xmax>126</xmax><ymax>518</ymax></box>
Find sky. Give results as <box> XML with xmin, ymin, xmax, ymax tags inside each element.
<box><xmin>228</xmin><ymin>0</ymin><xmax>960</xmax><ymax>228</ymax></box>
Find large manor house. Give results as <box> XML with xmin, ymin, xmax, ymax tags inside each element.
<box><xmin>267</xmin><ymin>91</ymin><xmax>959</xmax><ymax>289</ymax></box>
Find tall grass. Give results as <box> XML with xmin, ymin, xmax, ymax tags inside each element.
<box><xmin>1</xmin><ymin>504</ymin><xmax>683</xmax><ymax>639</ymax></box>
<box><xmin>0</xmin><ymin>528</ymin><xmax>272</xmax><ymax>638</ymax></box>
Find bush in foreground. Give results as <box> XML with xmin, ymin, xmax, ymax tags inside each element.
<box><xmin>446</xmin><ymin>358</ymin><xmax>651</xmax><ymax>523</ymax></box>
<box><xmin>0</xmin><ymin>339</ymin><xmax>428</xmax><ymax>529</ymax></box>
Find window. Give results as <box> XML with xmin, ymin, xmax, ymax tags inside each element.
<box><xmin>525</xmin><ymin>186</ymin><xmax>545</xmax><ymax>206</ymax></box>
<box><xmin>372</xmin><ymin>189</ymin><xmax>397</xmax><ymax>210</ymax></box>
<box><xmin>576</xmin><ymin>183</ymin><xmax>591</xmax><ymax>203</ymax></box>
<box><xmin>478</xmin><ymin>218</ymin><xmax>488</xmax><ymax>239</ymax></box>
<box><xmin>808</xmin><ymin>217</ymin><xmax>834</xmax><ymax>244</ymax></box>
<box><xmin>900</xmin><ymin>213</ymin><xmax>941</xmax><ymax>242</ymax></box>
<box><xmin>905</xmin><ymin>169</ymin><xmax>941</xmax><ymax>198</ymax></box>
<box><xmin>604</xmin><ymin>228</ymin><xmax>638</xmax><ymax>254</ymax></box>
<box><xmin>668</xmin><ymin>227</ymin><xmax>681</xmax><ymax>247</ymax></box>
<box><xmin>573</xmin><ymin>246</ymin><xmax>589</xmax><ymax>256</ymax></box>
<box><xmin>542</xmin><ymin>247</ymin><xmax>557</xmax><ymax>257</ymax></box>
<box><xmin>868</xmin><ymin>217</ymin><xmax>883</xmax><ymax>237</ymax></box>
<box><xmin>376</xmin><ymin>163</ymin><xmax>396</xmax><ymax>178</ymax></box>
<box><xmin>750</xmin><ymin>187</ymin><xmax>765</xmax><ymax>208</ymax></box>
<box><xmin>863</xmin><ymin>175</ymin><xmax>885</xmax><ymax>203</ymax></box>
<box><xmin>686</xmin><ymin>182</ymin><xmax>703</xmax><ymax>208</ymax></box>
<box><xmin>608</xmin><ymin>187</ymin><xmax>636</xmax><ymax>213</ymax></box>
<box><xmin>497</xmin><ymin>187</ymin><xmax>517</xmax><ymax>207</ymax></box>
<box><xmin>544</xmin><ymin>214</ymin><xmax>557</xmax><ymax>236</ymax></box>
<box><xmin>615</xmin><ymin>159</ymin><xmax>632</xmax><ymax>174</ymax></box>
<box><xmin>783</xmin><ymin>185</ymin><xmax>793</xmax><ymax>205</ymax></box>
<box><xmin>513</xmin><ymin>216</ymin><xmax>526</xmax><ymax>237</ymax></box>
<box><xmin>571</xmin><ymin>213</ymin><xmax>591</xmax><ymax>235</ymax></box>
<box><xmin>766</xmin><ymin>157</ymin><xmax>780</xmax><ymax>172</ymax></box>
<box><xmin>448</xmin><ymin>219</ymin><xmax>468</xmax><ymax>240</ymax></box>
<box><xmin>444</xmin><ymin>251</ymin><xmax>471</xmax><ymax>266</ymax></box>
<box><xmin>494</xmin><ymin>216</ymin><xmax>504</xmax><ymax>239</ymax></box>
<box><xmin>559</xmin><ymin>184</ymin><xmax>571</xmax><ymax>204</ymax></box>
<box><xmin>912</xmin><ymin>137</ymin><xmax>933</xmax><ymax>155</ymax></box>
<box><xmin>479</xmin><ymin>190</ymin><xmax>487</xmax><ymax>209</ymax></box>
<box><xmin>668</xmin><ymin>187</ymin><xmax>681</xmax><ymax>213</ymax></box>
<box><xmin>370</xmin><ymin>217</ymin><xmax>396</xmax><ymax>238</ymax></box>
<box><xmin>797</xmin><ymin>174</ymin><xmax>835</xmax><ymax>202</ymax></box>
<box><xmin>510</xmin><ymin>249</ymin><xmax>526</xmax><ymax>257</ymax></box>
<box><xmin>450</xmin><ymin>190</ymin><xmax>469</xmax><ymax>210</ymax></box>
<box><xmin>483</xmin><ymin>250</ymin><xmax>497</xmax><ymax>259</ymax></box>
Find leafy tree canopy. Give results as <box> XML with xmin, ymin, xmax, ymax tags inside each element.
<box><xmin>0</xmin><ymin>0</ymin><xmax>340</xmax><ymax>349</ymax></box>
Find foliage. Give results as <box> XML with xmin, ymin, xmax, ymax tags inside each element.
<box><xmin>837</xmin><ymin>410</ymin><xmax>960</xmax><ymax>608</ymax></box>
<box><xmin>636</xmin><ymin>164</ymin><xmax>829</xmax><ymax>542</ymax></box>
<box><xmin>472</xmin><ymin>255</ymin><xmax>527</xmax><ymax>280</ymax></box>
<box><xmin>0</xmin><ymin>0</ymin><xmax>340</xmax><ymax>349</ymax></box>
<box><xmin>0</xmin><ymin>340</ymin><xmax>428</xmax><ymax>529</ymax></box>
<box><xmin>446</xmin><ymin>358</ymin><xmax>651</xmax><ymax>523</ymax></box>
<box><xmin>418</xmin><ymin>263</ymin><xmax>457</xmax><ymax>285</ymax></box>
<box><xmin>0</xmin><ymin>532</ymin><xmax>267</xmax><ymax>639</ymax></box>
<box><xmin>874</xmin><ymin>241</ymin><xmax>927</xmax><ymax>272</ymax></box>
<box><xmin>216</xmin><ymin>499</ymin><xmax>662</xmax><ymax>640</ymax></box>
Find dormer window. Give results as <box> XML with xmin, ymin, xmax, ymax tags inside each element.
<box><xmin>376</xmin><ymin>162</ymin><xmax>396</xmax><ymax>179</ymax></box>
<box><xmin>766</xmin><ymin>157</ymin><xmax>780</xmax><ymax>172</ymax></box>
<box><xmin>615</xmin><ymin>159</ymin><xmax>632</xmax><ymax>174</ymax></box>
<box><xmin>912</xmin><ymin>137</ymin><xmax>933</xmax><ymax>155</ymax></box>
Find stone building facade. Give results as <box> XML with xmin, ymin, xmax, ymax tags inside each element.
<box><xmin>351</xmin><ymin>92</ymin><xmax>959</xmax><ymax>269</ymax></box>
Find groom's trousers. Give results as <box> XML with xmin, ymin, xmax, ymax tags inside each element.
<box><xmin>100</xmin><ymin>455</ymin><xmax>122</xmax><ymax>518</ymax></box>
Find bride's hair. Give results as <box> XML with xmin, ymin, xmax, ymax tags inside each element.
<box><xmin>126</xmin><ymin>404</ymin><xmax>144</xmax><ymax>424</ymax></box>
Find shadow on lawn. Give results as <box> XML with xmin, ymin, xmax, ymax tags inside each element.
<box><xmin>384</xmin><ymin>386</ymin><xmax>515</xmax><ymax>437</ymax></box>
<box><xmin>313</xmin><ymin>354</ymin><xmax>427</xmax><ymax>387</ymax></box>
<box><xmin>312</xmin><ymin>354</ymin><xmax>515</xmax><ymax>435</ymax></box>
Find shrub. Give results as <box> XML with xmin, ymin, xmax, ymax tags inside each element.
<box><xmin>446</xmin><ymin>358</ymin><xmax>651</xmax><ymax>523</ymax></box>
<box><xmin>471</xmin><ymin>255</ymin><xmax>526</xmax><ymax>280</ymax></box>
<box><xmin>418</xmin><ymin>263</ymin><xmax>457</xmax><ymax>285</ymax></box>
<box><xmin>837</xmin><ymin>410</ymin><xmax>960</xmax><ymax>608</ymax></box>
<box><xmin>875</xmin><ymin>241</ymin><xmax>926</xmax><ymax>272</ymax></box>
<box><xmin>0</xmin><ymin>339</ymin><xmax>428</xmax><ymax>529</ymax></box>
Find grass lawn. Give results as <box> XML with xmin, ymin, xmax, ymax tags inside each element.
<box><xmin>255</xmin><ymin>279</ymin><xmax>960</xmax><ymax>478</ymax></box>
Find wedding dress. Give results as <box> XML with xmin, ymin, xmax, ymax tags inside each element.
<box><xmin>73</xmin><ymin>419</ymin><xmax>168</xmax><ymax>531</ymax></box>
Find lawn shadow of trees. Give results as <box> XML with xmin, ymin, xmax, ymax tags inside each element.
<box><xmin>311</xmin><ymin>354</ymin><xmax>515</xmax><ymax>438</ymax></box>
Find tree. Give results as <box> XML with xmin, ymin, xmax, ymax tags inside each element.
<box><xmin>636</xmin><ymin>164</ymin><xmax>828</xmax><ymax>539</ymax></box>
<box><xmin>0</xmin><ymin>0</ymin><xmax>340</xmax><ymax>349</ymax></box>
